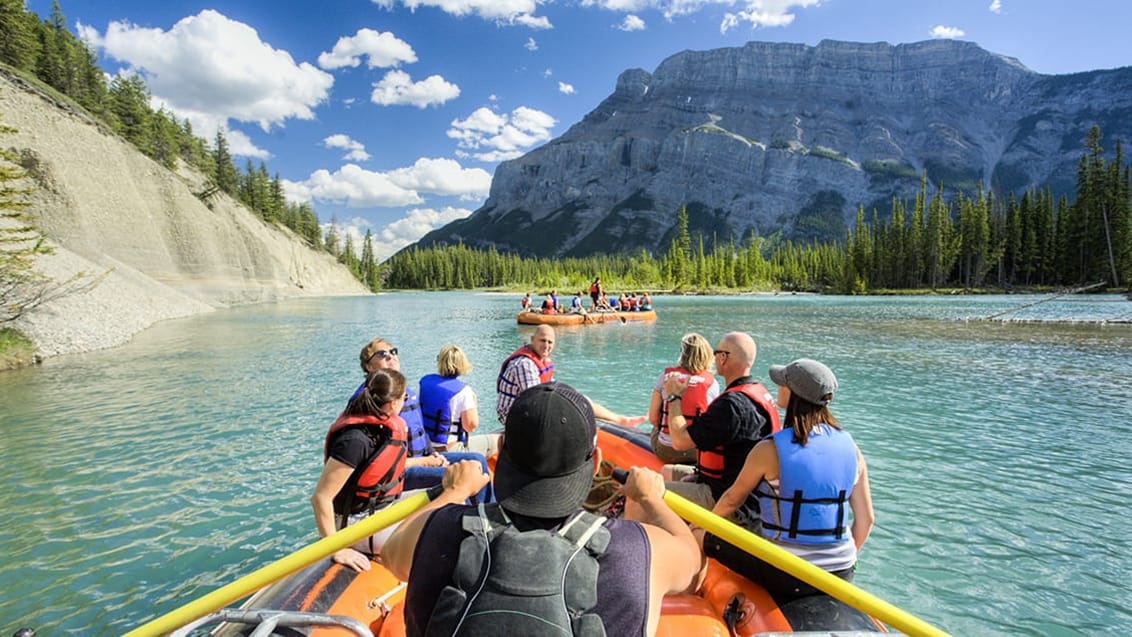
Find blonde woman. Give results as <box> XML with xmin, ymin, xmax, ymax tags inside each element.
<box><xmin>419</xmin><ymin>344</ymin><xmax>479</xmax><ymax>451</ymax></box>
<box><xmin>648</xmin><ymin>333</ymin><xmax>720</xmax><ymax>465</ymax></box>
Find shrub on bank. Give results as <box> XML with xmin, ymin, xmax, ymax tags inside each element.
<box><xmin>0</xmin><ymin>328</ymin><xmax>38</xmax><ymax>370</ymax></box>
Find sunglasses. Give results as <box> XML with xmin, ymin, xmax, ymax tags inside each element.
<box><xmin>713</xmin><ymin>349</ymin><xmax>731</xmax><ymax>360</ymax></box>
<box><xmin>366</xmin><ymin>347</ymin><xmax>399</xmax><ymax>363</ymax></box>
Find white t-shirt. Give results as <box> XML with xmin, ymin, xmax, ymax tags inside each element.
<box><xmin>446</xmin><ymin>384</ymin><xmax>477</xmax><ymax>445</ymax></box>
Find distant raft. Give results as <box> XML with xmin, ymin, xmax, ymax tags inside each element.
<box><xmin>516</xmin><ymin>309</ymin><xmax>657</xmax><ymax>325</ymax></box>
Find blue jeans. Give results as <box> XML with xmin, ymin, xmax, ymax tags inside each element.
<box><xmin>403</xmin><ymin>451</ymin><xmax>494</xmax><ymax>503</ymax></box>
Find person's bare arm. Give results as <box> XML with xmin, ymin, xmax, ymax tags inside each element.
<box><xmin>647</xmin><ymin>389</ymin><xmax>663</xmax><ymax>428</ymax></box>
<box><xmin>589</xmin><ymin>398</ymin><xmax>647</xmax><ymax>428</ymax></box>
<box><xmin>621</xmin><ymin>467</ymin><xmax>703</xmax><ymax>635</ymax></box>
<box><xmin>849</xmin><ymin>447</ymin><xmax>875</xmax><ymax>551</ymax></box>
<box><xmin>460</xmin><ymin>406</ymin><xmax>479</xmax><ymax>434</ymax></box>
<box><xmin>311</xmin><ymin>459</ymin><xmax>372</xmax><ymax>572</ymax></box>
<box><xmin>405</xmin><ymin>454</ymin><xmax>446</xmax><ymax>468</ymax></box>
<box><xmin>712</xmin><ymin>440</ymin><xmax>774</xmax><ymax>518</ymax></box>
<box><xmin>661</xmin><ymin>372</ymin><xmax>695</xmax><ymax>451</ymax></box>
<box><xmin>382</xmin><ymin>461</ymin><xmax>491</xmax><ymax>581</ymax></box>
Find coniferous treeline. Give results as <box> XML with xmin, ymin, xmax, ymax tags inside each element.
<box><xmin>388</xmin><ymin>127</ymin><xmax>1131</xmax><ymax>294</ymax></box>
<box><xmin>0</xmin><ymin>1</ymin><xmax>350</xmax><ymax>275</ymax></box>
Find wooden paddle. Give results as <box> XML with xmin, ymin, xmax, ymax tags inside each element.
<box><xmin>611</xmin><ymin>468</ymin><xmax>949</xmax><ymax>637</ymax></box>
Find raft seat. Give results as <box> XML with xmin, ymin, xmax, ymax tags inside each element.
<box><xmin>656</xmin><ymin>592</ymin><xmax>729</xmax><ymax>636</ymax></box>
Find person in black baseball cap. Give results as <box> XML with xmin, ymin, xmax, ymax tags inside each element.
<box><xmin>383</xmin><ymin>382</ymin><xmax>703</xmax><ymax>636</ymax></box>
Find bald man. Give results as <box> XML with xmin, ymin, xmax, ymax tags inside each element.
<box><xmin>626</xmin><ymin>332</ymin><xmax>780</xmax><ymax>526</ymax></box>
<box><xmin>496</xmin><ymin>324</ymin><xmax>644</xmax><ymax>428</ymax></box>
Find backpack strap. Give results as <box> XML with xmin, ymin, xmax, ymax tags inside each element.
<box><xmin>558</xmin><ymin>511</ymin><xmax>610</xmax><ymax>555</ymax></box>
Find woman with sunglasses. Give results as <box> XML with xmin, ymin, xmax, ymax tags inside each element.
<box><xmin>355</xmin><ymin>337</ymin><xmax>492</xmax><ymax>503</ymax></box>
<box><xmin>312</xmin><ymin>367</ymin><xmax>410</xmax><ymax>572</ymax></box>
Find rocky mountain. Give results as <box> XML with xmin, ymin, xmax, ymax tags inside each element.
<box><xmin>0</xmin><ymin>70</ymin><xmax>367</xmax><ymax>360</ymax></box>
<box><xmin>418</xmin><ymin>39</ymin><xmax>1132</xmax><ymax>257</ymax></box>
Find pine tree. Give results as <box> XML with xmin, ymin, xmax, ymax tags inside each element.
<box><xmin>666</xmin><ymin>205</ymin><xmax>691</xmax><ymax>288</ymax></box>
<box><xmin>324</xmin><ymin>214</ymin><xmax>341</xmax><ymax>256</ymax></box>
<box><xmin>212</xmin><ymin>129</ymin><xmax>239</xmax><ymax>194</ymax></box>
<box><xmin>108</xmin><ymin>74</ymin><xmax>152</xmax><ymax>152</ymax></box>
<box><xmin>0</xmin><ymin>0</ymin><xmax>41</xmax><ymax>72</ymax></box>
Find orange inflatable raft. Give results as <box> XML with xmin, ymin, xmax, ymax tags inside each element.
<box><xmin>204</xmin><ymin>426</ymin><xmax>884</xmax><ymax>636</ymax></box>
<box><xmin>516</xmin><ymin>309</ymin><xmax>657</xmax><ymax>325</ymax></box>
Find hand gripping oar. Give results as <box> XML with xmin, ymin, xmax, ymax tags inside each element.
<box><xmin>611</xmin><ymin>468</ymin><xmax>949</xmax><ymax>637</ymax></box>
<box><xmin>123</xmin><ymin>490</ymin><xmax>435</xmax><ymax>637</ymax></box>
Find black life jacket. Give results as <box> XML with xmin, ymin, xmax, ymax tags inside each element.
<box><xmin>697</xmin><ymin>381</ymin><xmax>781</xmax><ymax>481</ymax></box>
<box><xmin>425</xmin><ymin>504</ymin><xmax>610</xmax><ymax>637</ymax></box>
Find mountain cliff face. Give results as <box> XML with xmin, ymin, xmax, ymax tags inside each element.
<box><xmin>0</xmin><ymin>70</ymin><xmax>367</xmax><ymax>359</ymax></box>
<box><xmin>418</xmin><ymin>39</ymin><xmax>1132</xmax><ymax>257</ymax></box>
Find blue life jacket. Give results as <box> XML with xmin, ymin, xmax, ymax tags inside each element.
<box><xmin>757</xmin><ymin>424</ymin><xmax>857</xmax><ymax>545</ymax></box>
<box><xmin>419</xmin><ymin>374</ymin><xmax>469</xmax><ymax>445</ymax></box>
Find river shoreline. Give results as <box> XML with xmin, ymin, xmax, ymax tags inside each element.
<box><xmin>5</xmin><ymin>284</ymin><xmax>1127</xmax><ymax>372</ymax></box>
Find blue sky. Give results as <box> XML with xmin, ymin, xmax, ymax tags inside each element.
<box><xmin>24</xmin><ymin>0</ymin><xmax>1132</xmax><ymax>261</ymax></box>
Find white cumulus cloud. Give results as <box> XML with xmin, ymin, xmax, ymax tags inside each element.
<box><xmin>989</xmin><ymin>0</ymin><xmax>1003</xmax><ymax>13</ymax></box>
<box><xmin>617</xmin><ymin>15</ymin><xmax>647</xmax><ymax>31</ymax></box>
<box><xmin>323</xmin><ymin>134</ymin><xmax>372</xmax><ymax>162</ymax></box>
<box><xmin>371</xmin><ymin>0</ymin><xmax>552</xmax><ymax>28</ymax></box>
<box><xmin>284</xmin><ymin>164</ymin><xmax>423</xmax><ymax>208</ymax></box>
<box><xmin>930</xmin><ymin>25</ymin><xmax>965</xmax><ymax>39</ymax></box>
<box><xmin>83</xmin><ymin>9</ymin><xmax>333</xmax><ymax>139</ymax></box>
<box><xmin>327</xmin><ymin>206</ymin><xmax>474</xmax><ymax>264</ymax></box>
<box><xmin>448</xmin><ymin>106</ymin><xmax>557</xmax><ymax>162</ymax></box>
<box><xmin>374</xmin><ymin>206</ymin><xmax>475</xmax><ymax>261</ymax></box>
<box><xmin>525</xmin><ymin>37</ymin><xmax>538</xmax><ymax>51</ymax></box>
<box><xmin>583</xmin><ymin>0</ymin><xmax>814</xmax><ymax>26</ymax></box>
<box><xmin>226</xmin><ymin>129</ymin><xmax>272</xmax><ymax>159</ymax></box>
<box><xmin>720</xmin><ymin>1</ymin><xmax>821</xmax><ymax>33</ymax></box>
<box><xmin>283</xmin><ymin>158</ymin><xmax>489</xmax><ymax>209</ymax></box>
<box><xmin>387</xmin><ymin>158</ymin><xmax>492</xmax><ymax>199</ymax></box>
<box><xmin>371</xmin><ymin>69</ymin><xmax>461</xmax><ymax>108</ymax></box>
<box><xmin>558</xmin><ymin>81</ymin><xmax>575</xmax><ymax>94</ymax></box>
<box><xmin>318</xmin><ymin>28</ymin><xmax>417</xmax><ymax>69</ymax></box>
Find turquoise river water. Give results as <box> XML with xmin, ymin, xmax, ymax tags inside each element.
<box><xmin>1</xmin><ymin>292</ymin><xmax>1130</xmax><ymax>636</ymax></box>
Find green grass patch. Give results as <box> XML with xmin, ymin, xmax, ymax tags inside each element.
<box><xmin>0</xmin><ymin>328</ymin><xmax>38</xmax><ymax>371</ymax></box>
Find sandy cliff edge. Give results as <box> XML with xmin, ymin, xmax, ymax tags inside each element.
<box><xmin>0</xmin><ymin>71</ymin><xmax>368</xmax><ymax>361</ymax></box>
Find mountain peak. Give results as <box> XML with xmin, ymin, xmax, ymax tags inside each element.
<box><xmin>416</xmin><ymin>40</ymin><xmax>1130</xmax><ymax>258</ymax></box>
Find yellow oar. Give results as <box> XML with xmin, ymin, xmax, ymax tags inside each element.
<box><xmin>124</xmin><ymin>491</ymin><xmax>432</xmax><ymax>637</ymax></box>
<box><xmin>607</xmin><ymin>466</ymin><xmax>947</xmax><ymax>637</ymax></box>
<box><xmin>665</xmin><ymin>491</ymin><xmax>950</xmax><ymax>637</ymax></box>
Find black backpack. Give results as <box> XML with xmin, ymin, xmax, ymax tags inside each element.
<box><xmin>425</xmin><ymin>503</ymin><xmax>611</xmax><ymax>636</ymax></box>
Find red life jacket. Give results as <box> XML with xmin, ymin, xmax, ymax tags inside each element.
<box><xmin>324</xmin><ymin>412</ymin><xmax>408</xmax><ymax>518</ymax></box>
<box><xmin>697</xmin><ymin>381</ymin><xmax>781</xmax><ymax>481</ymax></box>
<box><xmin>660</xmin><ymin>367</ymin><xmax>714</xmax><ymax>436</ymax></box>
<box><xmin>497</xmin><ymin>346</ymin><xmax>554</xmax><ymax>400</ymax></box>
<box><xmin>590</xmin><ymin>282</ymin><xmax>599</xmax><ymax>294</ymax></box>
